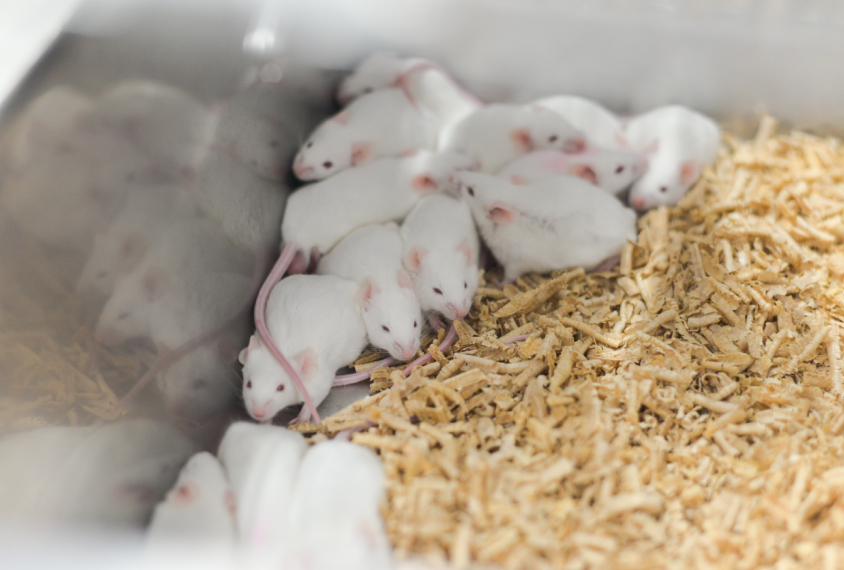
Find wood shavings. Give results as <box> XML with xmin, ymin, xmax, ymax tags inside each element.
<box><xmin>312</xmin><ymin>117</ymin><xmax>844</xmax><ymax>568</ymax></box>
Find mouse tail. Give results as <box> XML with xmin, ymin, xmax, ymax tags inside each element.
<box><xmin>254</xmin><ymin>243</ymin><xmax>322</xmax><ymax>423</ymax></box>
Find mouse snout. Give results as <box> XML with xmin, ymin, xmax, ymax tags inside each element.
<box><xmin>249</xmin><ymin>402</ymin><xmax>268</xmax><ymax>421</ymax></box>
<box><xmin>446</xmin><ymin>303</ymin><xmax>467</xmax><ymax>320</ymax></box>
<box><xmin>398</xmin><ymin>344</ymin><xmax>417</xmax><ymax>361</ymax></box>
<box><xmin>292</xmin><ymin>156</ymin><xmax>313</xmax><ymax>179</ymax></box>
<box><xmin>564</xmin><ymin>138</ymin><xmax>587</xmax><ymax>154</ymax></box>
<box><xmin>630</xmin><ymin>196</ymin><xmax>648</xmax><ymax>211</ymax></box>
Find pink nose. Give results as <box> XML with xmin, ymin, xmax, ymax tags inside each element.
<box><xmin>631</xmin><ymin>197</ymin><xmax>648</xmax><ymax>211</ymax></box>
<box><xmin>400</xmin><ymin>346</ymin><xmax>416</xmax><ymax>360</ymax></box>
<box><xmin>250</xmin><ymin>404</ymin><xmax>267</xmax><ymax>420</ymax></box>
<box><xmin>447</xmin><ymin>304</ymin><xmax>467</xmax><ymax>320</ymax></box>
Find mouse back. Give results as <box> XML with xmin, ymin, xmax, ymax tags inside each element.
<box><xmin>535</xmin><ymin>95</ymin><xmax>626</xmax><ymax>150</ymax></box>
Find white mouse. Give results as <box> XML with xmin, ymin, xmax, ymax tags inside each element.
<box><xmin>292</xmin><ymin>88</ymin><xmax>438</xmax><ymax>181</ymax></box>
<box><xmin>317</xmin><ymin>223</ymin><xmax>422</xmax><ymax>361</ymax></box>
<box><xmin>216</xmin><ymin>421</ymin><xmax>306</xmax><ymax>562</ymax></box>
<box><xmin>146</xmin><ymin>452</ymin><xmax>237</xmax><ymax>548</ymax></box>
<box><xmin>624</xmin><ymin>105</ymin><xmax>721</xmax><ymax>211</ymax></box>
<box><xmin>453</xmin><ymin>171</ymin><xmax>637</xmax><ymax>282</ymax></box>
<box><xmin>241</xmin><ymin>274</ymin><xmax>368</xmax><ymax>425</ymax></box>
<box><xmin>400</xmin><ymin>194</ymin><xmax>479</xmax><ymax>321</ymax></box>
<box><xmin>440</xmin><ymin>103</ymin><xmax>586</xmax><ymax>173</ymax></box>
<box><xmin>336</xmin><ymin>52</ymin><xmax>429</xmax><ymax>105</ymax></box>
<box><xmin>534</xmin><ymin>95</ymin><xmax>628</xmax><ymax>150</ymax></box>
<box><xmin>76</xmin><ymin>185</ymin><xmax>198</xmax><ymax>301</ymax></box>
<box><xmin>498</xmin><ymin>147</ymin><xmax>647</xmax><ymax>195</ymax></box>
<box><xmin>95</xmin><ymin>219</ymin><xmax>251</xmax><ymax>346</ymax></box>
<box><xmin>283</xmin><ymin>439</ymin><xmax>393</xmax><ymax>570</ymax></box>
<box><xmin>190</xmin><ymin>147</ymin><xmax>287</xmax><ymax>253</ymax></box>
<box><xmin>96</xmin><ymin>80</ymin><xmax>218</xmax><ymax>180</ymax></box>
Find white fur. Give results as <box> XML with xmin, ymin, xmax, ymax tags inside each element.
<box><xmin>498</xmin><ymin>148</ymin><xmax>647</xmax><ymax>195</ymax></box>
<box><xmin>535</xmin><ymin>95</ymin><xmax>626</xmax><ymax>150</ymax></box>
<box><xmin>318</xmin><ymin>223</ymin><xmax>422</xmax><ymax>361</ymax></box>
<box><xmin>624</xmin><ymin>105</ymin><xmax>721</xmax><ymax>210</ymax></box>
<box><xmin>292</xmin><ymin>88</ymin><xmax>438</xmax><ymax>181</ymax></box>
<box><xmin>337</xmin><ymin>52</ymin><xmax>426</xmax><ymax>105</ymax></box>
<box><xmin>455</xmin><ymin>171</ymin><xmax>637</xmax><ymax>282</ymax></box>
<box><xmin>281</xmin><ymin>150</ymin><xmax>478</xmax><ymax>255</ymax></box>
<box><xmin>239</xmin><ymin>275</ymin><xmax>368</xmax><ymax>423</ymax></box>
<box><xmin>441</xmin><ymin>103</ymin><xmax>586</xmax><ymax>173</ymax></box>
<box><xmin>400</xmin><ymin>194</ymin><xmax>480</xmax><ymax>320</ymax></box>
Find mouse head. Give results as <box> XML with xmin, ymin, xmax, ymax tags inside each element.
<box><xmin>404</xmin><ymin>238</ymin><xmax>478</xmax><ymax>321</ymax></box>
<box><xmin>628</xmin><ymin>142</ymin><xmax>699</xmax><ymax>211</ymax></box>
<box><xmin>514</xmin><ymin>106</ymin><xmax>586</xmax><ymax>155</ymax></box>
<box><xmin>216</xmin><ymin>109</ymin><xmax>290</xmax><ymax>181</ymax></box>
<box><xmin>239</xmin><ymin>335</ymin><xmax>319</xmax><ymax>423</ymax></box>
<box><xmin>292</xmin><ymin>112</ymin><xmax>368</xmax><ymax>181</ymax></box>
<box><xmin>452</xmin><ymin>170</ymin><xmax>521</xmax><ymax>231</ymax></box>
<box><xmin>158</xmin><ymin>344</ymin><xmax>238</xmax><ymax>421</ymax></box>
<box><xmin>94</xmin><ymin>266</ymin><xmax>166</xmax><ymax>345</ymax></box>
<box><xmin>76</xmin><ymin>231</ymin><xmax>150</xmax><ymax>300</ymax></box>
<box><xmin>407</xmin><ymin>151</ymin><xmax>480</xmax><ymax>195</ymax></box>
<box><xmin>355</xmin><ymin>271</ymin><xmax>422</xmax><ymax>361</ymax></box>
<box><xmin>567</xmin><ymin>148</ymin><xmax>648</xmax><ymax>194</ymax></box>
<box><xmin>336</xmin><ymin>52</ymin><xmax>404</xmax><ymax>105</ymax></box>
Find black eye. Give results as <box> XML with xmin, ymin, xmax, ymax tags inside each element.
<box><xmin>467</xmin><ymin>186</ymin><xmax>475</xmax><ymax>197</ymax></box>
<box><xmin>660</xmin><ymin>186</ymin><xmax>668</xmax><ymax>193</ymax></box>
<box><xmin>615</xmin><ymin>166</ymin><xmax>624</xmax><ymax>174</ymax></box>
<box><xmin>192</xmin><ymin>379</ymin><xmax>207</xmax><ymax>390</ymax></box>
<box><xmin>464</xmin><ymin>282</ymin><xmax>468</xmax><ymax>289</ymax></box>
<box><xmin>413</xmin><ymin>320</ymin><xmax>418</xmax><ymax>328</ymax></box>
<box><xmin>270</xmin><ymin>140</ymin><xmax>279</xmax><ymax>148</ymax></box>
<box><xmin>306</xmin><ymin>142</ymin><xmax>313</xmax><ymax>148</ymax></box>
<box><xmin>277</xmin><ymin>384</ymin><xmax>285</xmax><ymax>392</ymax></box>
<box><xmin>549</xmin><ymin>135</ymin><xmax>558</xmax><ymax>143</ymax></box>
<box><xmin>117</xmin><ymin>312</ymin><xmax>129</xmax><ymax>321</ymax></box>
<box><xmin>382</xmin><ymin>325</ymin><xmax>390</xmax><ymax>332</ymax></box>
<box><xmin>433</xmin><ymin>288</ymin><xmax>443</xmax><ymax>295</ymax></box>
<box><xmin>323</xmin><ymin>161</ymin><xmax>333</xmax><ymax>169</ymax></box>
<box><xmin>246</xmin><ymin>381</ymin><xmax>252</xmax><ymax>389</ymax></box>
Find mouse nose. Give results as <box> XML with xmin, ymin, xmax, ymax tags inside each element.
<box><xmin>250</xmin><ymin>403</ymin><xmax>267</xmax><ymax>420</ymax></box>
<box><xmin>400</xmin><ymin>345</ymin><xmax>416</xmax><ymax>361</ymax></box>
<box><xmin>630</xmin><ymin>197</ymin><xmax>648</xmax><ymax>211</ymax></box>
<box><xmin>447</xmin><ymin>303</ymin><xmax>467</xmax><ymax>320</ymax></box>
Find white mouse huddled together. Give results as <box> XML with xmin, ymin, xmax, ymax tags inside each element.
<box><xmin>246</xmin><ymin>51</ymin><xmax>722</xmax><ymax>427</ymax></box>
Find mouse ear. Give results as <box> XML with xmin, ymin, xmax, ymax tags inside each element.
<box><xmin>643</xmin><ymin>139</ymin><xmax>660</xmax><ymax>155</ymax></box>
<box><xmin>239</xmin><ymin>335</ymin><xmax>261</xmax><ymax>364</ymax></box>
<box><xmin>411</xmin><ymin>173</ymin><xmax>438</xmax><ymax>194</ymax></box>
<box><xmin>456</xmin><ymin>238</ymin><xmax>474</xmax><ymax>265</ymax></box>
<box><xmin>351</xmin><ymin>141</ymin><xmax>374</xmax><ymax>166</ymax></box>
<box><xmin>293</xmin><ymin>347</ymin><xmax>319</xmax><ymax>379</ymax></box>
<box><xmin>403</xmin><ymin>246</ymin><xmax>427</xmax><ymax>274</ymax></box>
<box><xmin>488</xmin><ymin>201</ymin><xmax>518</xmax><ymax>225</ymax></box>
<box><xmin>510</xmin><ymin>128</ymin><xmax>533</xmax><ymax>152</ymax></box>
<box><xmin>568</xmin><ymin>163</ymin><xmax>598</xmax><ymax>185</ymax></box>
<box><xmin>142</xmin><ymin>268</ymin><xmax>168</xmax><ymax>302</ymax></box>
<box><xmin>680</xmin><ymin>159</ymin><xmax>700</xmax><ymax>185</ymax></box>
<box><xmin>169</xmin><ymin>482</ymin><xmax>197</xmax><ymax>506</ymax></box>
<box><xmin>355</xmin><ymin>277</ymin><xmax>381</xmax><ymax>310</ymax></box>
<box><xmin>397</xmin><ymin>269</ymin><xmax>414</xmax><ymax>290</ymax></box>
<box><xmin>333</xmin><ymin>110</ymin><xmax>352</xmax><ymax>126</ymax></box>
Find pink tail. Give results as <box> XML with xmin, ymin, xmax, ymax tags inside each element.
<box><xmin>109</xmin><ymin>246</ymin><xmax>275</xmax><ymax>417</ymax></box>
<box><xmin>254</xmin><ymin>243</ymin><xmax>321</xmax><ymax>423</ymax></box>
<box><xmin>333</xmin><ymin>357</ymin><xmax>396</xmax><ymax>387</ymax></box>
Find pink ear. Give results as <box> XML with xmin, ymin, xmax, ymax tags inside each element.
<box><xmin>333</xmin><ymin>110</ymin><xmax>351</xmax><ymax>125</ymax></box>
<box><xmin>351</xmin><ymin>142</ymin><xmax>374</xmax><ymax>166</ymax></box>
<box><xmin>680</xmin><ymin>160</ymin><xmax>699</xmax><ymax>185</ymax></box>
<box><xmin>411</xmin><ymin>173</ymin><xmax>438</xmax><ymax>194</ymax></box>
<box><xmin>403</xmin><ymin>246</ymin><xmax>427</xmax><ymax>274</ymax></box>
<box><xmin>239</xmin><ymin>335</ymin><xmax>261</xmax><ymax>364</ymax></box>
<box><xmin>644</xmin><ymin>139</ymin><xmax>660</xmax><ymax>155</ymax></box>
<box><xmin>293</xmin><ymin>347</ymin><xmax>319</xmax><ymax>379</ymax></box>
<box><xmin>510</xmin><ymin>128</ymin><xmax>533</xmax><ymax>152</ymax></box>
<box><xmin>615</xmin><ymin>131</ymin><xmax>630</xmax><ymax>148</ymax></box>
<box><xmin>510</xmin><ymin>174</ymin><xmax>530</xmax><ymax>185</ymax></box>
<box><xmin>171</xmin><ymin>483</ymin><xmax>196</xmax><ymax>505</ymax></box>
<box><xmin>488</xmin><ymin>201</ymin><xmax>518</xmax><ymax>224</ymax></box>
<box><xmin>355</xmin><ymin>278</ymin><xmax>381</xmax><ymax>310</ymax></box>
<box><xmin>456</xmin><ymin>238</ymin><xmax>473</xmax><ymax>264</ymax></box>
<box><xmin>142</xmin><ymin>268</ymin><xmax>168</xmax><ymax>302</ymax></box>
<box><xmin>397</xmin><ymin>269</ymin><xmax>414</xmax><ymax>290</ymax></box>
<box><xmin>569</xmin><ymin>163</ymin><xmax>598</xmax><ymax>185</ymax></box>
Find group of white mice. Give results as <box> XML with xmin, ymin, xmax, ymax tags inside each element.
<box><xmin>242</xmin><ymin>52</ymin><xmax>721</xmax><ymax>426</ymax></box>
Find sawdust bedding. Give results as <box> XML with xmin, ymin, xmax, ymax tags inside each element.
<box><xmin>292</xmin><ymin>116</ymin><xmax>844</xmax><ymax>570</ymax></box>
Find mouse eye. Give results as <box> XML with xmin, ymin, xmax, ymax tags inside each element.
<box><xmin>192</xmin><ymin>379</ymin><xmax>207</xmax><ymax>390</ymax></box>
<box><xmin>270</xmin><ymin>140</ymin><xmax>279</xmax><ymax>148</ymax></box>
<box><xmin>306</xmin><ymin>142</ymin><xmax>313</xmax><ymax>149</ymax></box>
<box><xmin>322</xmin><ymin>161</ymin><xmax>333</xmax><ymax>169</ymax></box>
<box><xmin>464</xmin><ymin>282</ymin><xmax>468</xmax><ymax>289</ymax></box>
<box><xmin>413</xmin><ymin>320</ymin><xmax>418</xmax><ymax>328</ymax></box>
<box><xmin>548</xmin><ymin>135</ymin><xmax>558</xmax><ymax>143</ymax></box>
<box><xmin>276</xmin><ymin>384</ymin><xmax>285</xmax><ymax>392</ymax></box>
<box><xmin>382</xmin><ymin>325</ymin><xmax>390</xmax><ymax>332</ymax></box>
<box><xmin>467</xmin><ymin>186</ymin><xmax>475</xmax><ymax>197</ymax></box>
<box><xmin>660</xmin><ymin>186</ymin><xmax>668</xmax><ymax>193</ymax></box>
<box><xmin>615</xmin><ymin>165</ymin><xmax>624</xmax><ymax>174</ymax></box>
<box><xmin>117</xmin><ymin>312</ymin><xmax>129</xmax><ymax>321</ymax></box>
<box><xmin>433</xmin><ymin>288</ymin><xmax>443</xmax><ymax>295</ymax></box>
<box><xmin>246</xmin><ymin>381</ymin><xmax>252</xmax><ymax>389</ymax></box>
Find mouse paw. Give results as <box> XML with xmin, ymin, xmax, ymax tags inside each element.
<box><xmin>289</xmin><ymin>405</ymin><xmax>312</xmax><ymax>425</ymax></box>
